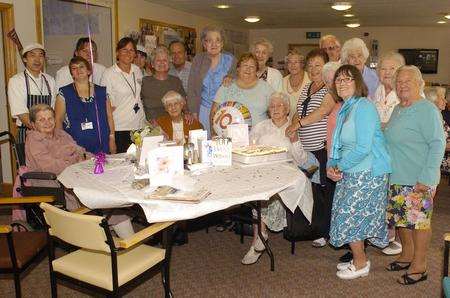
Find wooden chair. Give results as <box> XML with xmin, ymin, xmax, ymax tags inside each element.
<box><xmin>40</xmin><ymin>202</ymin><xmax>175</xmax><ymax>297</ymax></box>
<box><xmin>444</xmin><ymin>232</ymin><xmax>450</xmax><ymax>297</ymax></box>
<box><xmin>0</xmin><ymin>196</ymin><xmax>55</xmax><ymax>298</ymax></box>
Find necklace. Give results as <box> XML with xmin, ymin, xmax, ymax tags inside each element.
<box><xmin>73</xmin><ymin>82</ymin><xmax>93</xmax><ymax>103</ymax></box>
<box><xmin>287</xmin><ymin>75</ymin><xmax>303</xmax><ymax>94</ymax></box>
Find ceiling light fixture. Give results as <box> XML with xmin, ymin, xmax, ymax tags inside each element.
<box><xmin>331</xmin><ymin>2</ymin><xmax>352</xmax><ymax>11</ymax></box>
<box><xmin>437</xmin><ymin>20</ymin><xmax>446</xmax><ymax>24</ymax></box>
<box><xmin>245</xmin><ymin>16</ymin><xmax>260</xmax><ymax>23</ymax></box>
<box><xmin>346</xmin><ymin>23</ymin><xmax>360</xmax><ymax>28</ymax></box>
<box><xmin>343</xmin><ymin>13</ymin><xmax>354</xmax><ymax>17</ymax></box>
<box><xmin>215</xmin><ymin>4</ymin><xmax>230</xmax><ymax>9</ymax></box>
<box><xmin>445</xmin><ymin>14</ymin><xmax>450</xmax><ymax>19</ymax></box>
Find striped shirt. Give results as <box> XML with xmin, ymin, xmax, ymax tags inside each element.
<box><xmin>297</xmin><ymin>82</ymin><xmax>328</xmax><ymax>151</ymax></box>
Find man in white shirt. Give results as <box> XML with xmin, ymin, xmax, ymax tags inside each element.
<box><xmin>55</xmin><ymin>37</ymin><xmax>106</xmax><ymax>90</ymax></box>
<box><xmin>168</xmin><ymin>41</ymin><xmax>191</xmax><ymax>92</ymax></box>
<box><xmin>7</xmin><ymin>43</ymin><xmax>57</xmax><ymax>161</ymax></box>
<box><xmin>319</xmin><ymin>35</ymin><xmax>341</xmax><ymax>62</ymax></box>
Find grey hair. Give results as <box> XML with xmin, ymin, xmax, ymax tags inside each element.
<box><xmin>284</xmin><ymin>48</ymin><xmax>305</xmax><ymax>67</ymax></box>
<box><xmin>29</xmin><ymin>104</ymin><xmax>55</xmax><ymax>123</ymax></box>
<box><xmin>200</xmin><ymin>25</ymin><xmax>225</xmax><ymax>43</ymax></box>
<box><xmin>378</xmin><ymin>51</ymin><xmax>405</xmax><ymax>70</ymax></box>
<box><xmin>424</xmin><ymin>86</ymin><xmax>446</xmax><ymax>103</ymax></box>
<box><xmin>319</xmin><ymin>34</ymin><xmax>341</xmax><ymax>48</ymax></box>
<box><xmin>150</xmin><ymin>45</ymin><xmax>170</xmax><ymax>65</ymax></box>
<box><xmin>250</xmin><ymin>38</ymin><xmax>274</xmax><ymax>56</ymax></box>
<box><xmin>340</xmin><ymin>38</ymin><xmax>369</xmax><ymax>63</ymax></box>
<box><xmin>269</xmin><ymin>92</ymin><xmax>290</xmax><ymax>111</ymax></box>
<box><xmin>161</xmin><ymin>90</ymin><xmax>185</xmax><ymax>105</ymax></box>
<box><xmin>394</xmin><ymin>65</ymin><xmax>425</xmax><ymax>93</ymax></box>
<box><xmin>322</xmin><ymin>61</ymin><xmax>341</xmax><ymax>80</ymax></box>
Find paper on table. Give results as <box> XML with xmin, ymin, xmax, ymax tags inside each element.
<box><xmin>147</xmin><ymin>146</ymin><xmax>184</xmax><ymax>186</ymax></box>
<box><xmin>226</xmin><ymin>123</ymin><xmax>249</xmax><ymax>148</ymax></box>
<box><xmin>140</xmin><ymin>135</ymin><xmax>164</xmax><ymax>166</ymax></box>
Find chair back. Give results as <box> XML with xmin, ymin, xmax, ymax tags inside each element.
<box><xmin>40</xmin><ymin>202</ymin><xmax>111</xmax><ymax>252</ymax></box>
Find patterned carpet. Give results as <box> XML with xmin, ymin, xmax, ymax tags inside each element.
<box><xmin>1</xmin><ymin>181</ymin><xmax>449</xmax><ymax>297</ymax></box>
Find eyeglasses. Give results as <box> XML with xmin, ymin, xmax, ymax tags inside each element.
<box><xmin>204</xmin><ymin>39</ymin><xmax>222</xmax><ymax>45</ymax></box>
<box><xmin>335</xmin><ymin>77</ymin><xmax>354</xmax><ymax>84</ymax></box>
<box><xmin>323</xmin><ymin>46</ymin><xmax>340</xmax><ymax>51</ymax></box>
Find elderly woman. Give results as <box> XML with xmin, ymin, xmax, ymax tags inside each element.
<box><xmin>156</xmin><ymin>91</ymin><xmax>203</xmax><ymax>145</ymax></box>
<box><xmin>319</xmin><ymin>35</ymin><xmax>341</xmax><ymax>63</ymax></box>
<box><xmin>241</xmin><ymin>92</ymin><xmax>309</xmax><ymax>265</ymax></box>
<box><xmin>187</xmin><ymin>25</ymin><xmax>236</xmax><ymax>136</ymax></box>
<box><xmin>374</xmin><ymin>52</ymin><xmax>405</xmax><ymax>128</ymax></box>
<box><xmin>55</xmin><ymin>56</ymin><xmax>116</xmax><ymax>154</ymax></box>
<box><xmin>282</xmin><ymin>49</ymin><xmax>310</xmax><ymax>117</ymax></box>
<box><xmin>341</xmin><ymin>38</ymin><xmax>379</xmax><ymax>100</ymax></box>
<box><xmin>210</xmin><ymin>53</ymin><xmax>274</xmax><ymax>134</ymax></box>
<box><xmin>327</xmin><ymin>65</ymin><xmax>391</xmax><ymax>280</ymax></box>
<box><xmin>251</xmin><ymin>38</ymin><xmax>283</xmax><ymax>92</ymax></box>
<box><xmin>384</xmin><ymin>66</ymin><xmax>445</xmax><ymax>285</ymax></box>
<box><xmin>141</xmin><ymin>45</ymin><xmax>186</xmax><ymax>121</ymax></box>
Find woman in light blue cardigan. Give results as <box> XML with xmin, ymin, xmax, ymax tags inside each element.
<box><xmin>384</xmin><ymin>65</ymin><xmax>445</xmax><ymax>285</ymax></box>
<box><xmin>327</xmin><ymin>64</ymin><xmax>391</xmax><ymax>280</ymax></box>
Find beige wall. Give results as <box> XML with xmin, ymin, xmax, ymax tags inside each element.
<box><xmin>250</xmin><ymin>26</ymin><xmax>450</xmax><ymax>84</ymax></box>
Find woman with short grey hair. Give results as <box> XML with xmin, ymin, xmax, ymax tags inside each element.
<box><xmin>341</xmin><ymin>38</ymin><xmax>379</xmax><ymax>99</ymax></box>
<box><xmin>250</xmin><ymin>38</ymin><xmax>283</xmax><ymax>91</ymax></box>
<box><xmin>187</xmin><ymin>25</ymin><xmax>236</xmax><ymax>137</ymax></box>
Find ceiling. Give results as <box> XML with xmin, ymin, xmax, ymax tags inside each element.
<box><xmin>146</xmin><ymin>0</ymin><xmax>450</xmax><ymax>29</ymax></box>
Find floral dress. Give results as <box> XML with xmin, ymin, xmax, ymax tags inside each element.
<box><xmin>442</xmin><ymin>121</ymin><xmax>450</xmax><ymax>173</ymax></box>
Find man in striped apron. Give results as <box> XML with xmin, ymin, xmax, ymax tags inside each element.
<box><xmin>7</xmin><ymin>43</ymin><xmax>56</xmax><ymax>164</ymax></box>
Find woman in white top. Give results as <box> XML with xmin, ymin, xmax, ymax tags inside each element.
<box><xmin>241</xmin><ymin>92</ymin><xmax>308</xmax><ymax>265</ymax></box>
<box><xmin>282</xmin><ymin>49</ymin><xmax>310</xmax><ymax>117</ymax></box>
<box><xmin>374</xmin><ymin>52</ymin><xmax>405</xmax><ymax>128</ymax></box>
<box><xmin>250</xmin><ymin>38</ymin><xmax>283</xmax><ymax>92</ymax></box>
<box><xmin>101</xmin><ymin>37</ymin><xmax>145</xmax><ymax>153</ymax></box>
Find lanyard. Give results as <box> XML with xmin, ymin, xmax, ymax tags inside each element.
<box><xmin>73</xmin><ymin>82</ymin><xmax>93</xmax><ymax>121</ymax></box>
<box><xmin>120</xmin><ymin>71</ymin><xmax>136</xmax><ymax>99</ymax></box>
<box><xmin>25</xmin><ymin>72</ymin><xmax>45</xmax><ymax>95</ymax></box>
<box><xmin>73</xmin><ymin>83</ymin><xmax>102</xmax><ymax>147</ymax></box>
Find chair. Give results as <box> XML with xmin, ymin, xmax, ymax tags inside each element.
<box><xmin>40</xmin><ymin>202</ymin><xmax>175</xmax><ymax>297</ymax></box>
<box><xmin>0</xmin><ymin>196</ymin><xmax>55</xmax><ymax>298</ymax></box>
<box><xmin>444</xmin><ymin>232</ymin><xmax>450</xmax><ymax>297</ymax></box>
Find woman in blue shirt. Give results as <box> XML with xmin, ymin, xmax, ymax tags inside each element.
<box><xmin>384</xmin><ymin>66</ymin><xmax>445</xmax><ymax>285</ymax></box>
<box><xmin>327</xmin><ymin>64</ymin><xmax>391</xmax><ymax>280</ymax></box>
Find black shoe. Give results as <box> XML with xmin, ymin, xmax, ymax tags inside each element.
<box><xmin>339</xmin><ymin>251</ymin><xmax>353</xmax><ymax>262</ymax></box>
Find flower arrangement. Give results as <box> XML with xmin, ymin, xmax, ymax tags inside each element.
<box><xmin>130</xmin><ymin>123</ymin><xmax>164</xmax><ymax>147</ymax></box>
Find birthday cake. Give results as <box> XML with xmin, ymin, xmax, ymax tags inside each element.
<box><xmin>232</xmin><ymin>145</ymin><xmax>289</xmax><ymax>164</ymax></box>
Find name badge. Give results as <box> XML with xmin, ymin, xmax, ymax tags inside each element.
<box><xmin>81</xmin><ymin>121</ymin><xmax>94</xmax><ymax>130</ymax></box>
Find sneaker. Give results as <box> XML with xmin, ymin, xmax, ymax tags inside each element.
<box><xmin>382</xmin><ymin>241</ymin><xmax>402</xmax><ymax>255</ymax></box>
<box><xmin>337</xmin><ymin>260</ymin><xmax>353</xmax><ymax>271</ymax></box>
<box><xmin>312</xmin><ymin>237</ymin><xmax>327</xmax><ymax>248</ymax></box>
<box><xmin>336</xmin><ymin>261</ymin><xmax>371</xmax><ymax>280</ymax></box>
<box><xmin>241</xmin><ymin>246</ymin><xmax>263</xmax><ymax>265</ymax></box>
<box><xmin>253</xmin><ymin>233</ymin><xmax>268</xmax><ymax>252</ymax></box>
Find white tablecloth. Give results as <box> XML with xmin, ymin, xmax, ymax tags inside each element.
<box><xmin>58</xmin><ymin>156</ymin><xmax>313</xmax><ymax>223</ymax></box>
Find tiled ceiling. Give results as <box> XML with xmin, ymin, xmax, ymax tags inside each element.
<box><xmin>145</xmin><ymin>0</ymin><xmax>450</xmax><ymax>28</ymax></box>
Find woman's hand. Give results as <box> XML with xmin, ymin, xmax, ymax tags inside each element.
<box><xmin>288</xmin><ymin>132</ymin><xmax>298</xmax><ymax>143</ymax></box>
<box><xmin>285</xmin><ymin>122</ymin><xmax>300</xmax><ymax>138</ymax></box>
<box><xmin>183</xmin><ymin>111</ymin><xmax>195</xmax><ymax>125</ymax></box>
<box><xmin>222</xmin><ymin>75</ymin><xmax>234</xmax><ymax>87</ymax></box>
<box><xmin>109</xmin><ymin>135</ymin><xmax>117</xmax><ymax>154</ymax></box>
<box><xmin>327</xmin><ymin>167</ymin><xmax>343</xmax><ymax>182</ymax></box>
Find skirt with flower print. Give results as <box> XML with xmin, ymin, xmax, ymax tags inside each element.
<box><xmin>387</xmin><ymin>185</ymin><xmax>434</xmax><ymax>230</ymax></box>
<box><xmin>329</xmin><ymin>170</ymin><xmax>389</xmax><ymax>248</ymax></box>
<box><xmin>252</xmin><ymin>194</ymin><xmax>287</xmax><ymax>232</ymax></box>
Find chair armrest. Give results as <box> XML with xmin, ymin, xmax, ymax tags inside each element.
<box><xmin>21</xmin><ymin>171</ymin><xmax>57</xmax><ymax>180</ymax></box>
<box><xmin>117</xmin><ymin>221</ymin><xmax>175</xmax><ymax>249</ymax></box>
<box><xmin>0</xmin><ymin>225</ymin><xmax>12</xmax><ymax>234</ymax></box>
<box><xmin>445</xmin><ymin>233</ymin><xmax>450</xmax><ymax>242</ymax></box>
<box><xmin>0</xmin><ymin>196</ymin><xmax>55</xmax><ymax>205</ymax></box>
<box><xmin>71</xmin><ymin>206</ymin><xmax>91</xmax><ymax>214</ymax></box>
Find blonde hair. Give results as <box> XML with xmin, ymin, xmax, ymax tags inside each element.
<box><xmin>250</xmin><ymin>38</ymin><xmax>274</xmax><ymax>56</ymax></box>
<box><xmin>30</xmin><ymin>104</ymin><xmax>55</xmax><ymax>123</ymax></box>
<box><xmin>319</xmin><ymin>35</ymin><xmax>341</xmax><ymax>48</ymax></box>
<box><xmin>394</xmin><ymin>65</ymin><xmax>425</xmax><ymax>93</ymax></box>
<box><xmin>150</xmin><ymin>45</ymin><xmax>170</xmax><ymax>65</ymax></box>
<box><xmin>378</xmin><ymin>51</ymin><xmax>405</xmax><ymax>70</ymax></box>
<box><xmin>340</xmin><ymin>38</ymin><xmax>369</xmax><ymax>63</ymax></box>
<box><xmin>284</xmin><ymin>49</ymin><xmax>305</xmax><ymax>67</ymax></box>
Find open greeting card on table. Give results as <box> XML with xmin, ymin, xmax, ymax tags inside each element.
<box><xmin>145</xmin><ymin>186</ymin><xmax>211</xmax><ymax>203</ymax></box>
<box><xmin>147</xmin><ymin>146</ymin><xmax>184</xmax><ymax>186</ymax></box>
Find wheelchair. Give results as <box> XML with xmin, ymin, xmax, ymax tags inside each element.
<box><xmin>1</xmin><ymin>130</ymin><xmax>66</xmax><ymax>231</ymax></box>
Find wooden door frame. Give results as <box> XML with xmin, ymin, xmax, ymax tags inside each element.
<box><xmin>0</xmin><ymin>2</ymin><xmax>17</xmax><ymax>194</ymax></box>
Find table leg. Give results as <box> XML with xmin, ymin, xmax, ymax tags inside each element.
<box><xmin>256</xmin><ymin>201</ymin><xmax>274</xmax><ymax>271</ymax></box>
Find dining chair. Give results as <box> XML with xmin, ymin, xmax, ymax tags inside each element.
<box><xmin>0</xmin><ymin>196</ymin><xmax>55</xmax><ymax>298</ymax></box>
<box><xmin>40</xmin><ymin>202</ymin><xmax>174</xmax><ymax>297</ymax></box>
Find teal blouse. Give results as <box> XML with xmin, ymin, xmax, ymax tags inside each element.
<box><xmin>384</xmin><ymin>99</ymin><xmax>446</xmax><ymax>186</ymax></box>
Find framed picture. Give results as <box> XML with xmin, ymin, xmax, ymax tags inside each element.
<box><xmin>398</xmin><ymin>49</ymin><xmax>439</xmax><ymax>74</ymax></box>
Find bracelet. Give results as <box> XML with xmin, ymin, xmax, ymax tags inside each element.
<box><xmin>109</xmin><ymin>134</ymin><xmax>115</xmax><ymax>137</ymax></box>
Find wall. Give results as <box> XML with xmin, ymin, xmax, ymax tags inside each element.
<box><xmin>250</xmin><ymin>26</ymin><xmax>450</xmax><ymax>84</ymax></box>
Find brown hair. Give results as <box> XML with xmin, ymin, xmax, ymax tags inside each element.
<box><xmin>29</xmin><ymin>104</ymin><xmax>55</xmax><ymax>123</ymax></box>
<box><xmin>332</xmin><ymin>64</ymin><xmax>368</xmax><ymax>100</ymax></box>
<box><xmin>237</xmin><ymin>52</ymin><xmax>258</xmax><ymax>70</ymax></box>
<box><xmin>116</xmin><ymin>37</ymin><xmax>137</xmax><ymax>52</ymax></box>
<box><xmin>69</xmin><ymin>56</ymin><xmax>92</xmax><ymax>74</ymax></box>
<box><xmin>305</xmin><ymin>48</ymin><xmax>329</xmax><ymax>66</ymax></box>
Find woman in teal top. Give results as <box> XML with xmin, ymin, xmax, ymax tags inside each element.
<box><xmin>384</xmin><ymin>65</ymin><xmax>445</xmax><ymax>285</ymax></box>
<box><xmin>327</xmin><ymin>65</ymin><xmax>391</xmax><ymax>280</ymax></box>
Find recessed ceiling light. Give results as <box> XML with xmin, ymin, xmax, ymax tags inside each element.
<box><xmin>444</xmin><ymin>14</ymin><xmax>450</xmax><ymax>19</ymax></box>
<box><xmin>437</xmin><ymin>20</ymin><xmax>446</xmax><ymax>24</ymax></box>
<box><xmin>245</xmin><ymin>16</ymin><xmax>260</xmax><ymax>23</ymax></box>
<box><xmin>215</xmin><ymin>4</ymin><xmax>230</xmax><ymax>9</ymax></box>
<box><xmin>343</xmin><ymin>13</ymin><xmax>354</xmax><ymax>17</ymax></box>
<box><xmin>346</xmin><ymin>23</ymin><xmax>360</xmax><ymax>28</ymax></box>
<box><xmin>331</xmin><ymin>2</ymin><xmax>352</xmax><ymax>11</ymax></box>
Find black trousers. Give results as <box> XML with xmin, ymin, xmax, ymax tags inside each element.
<box><xmin>115</xmin><ymin>131</ymin><xmax>132</xmax><ymax>153</ymax></box>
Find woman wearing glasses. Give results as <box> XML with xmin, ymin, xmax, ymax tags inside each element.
<box><xmin>327</xmin><ymin>64</ymin><xmax>391</xmax><ymax>280</ymax></box>
<box><xmin>187</xmin><ymin>25</ymin><xmax>236</xmax><ymax>137</ymax></box>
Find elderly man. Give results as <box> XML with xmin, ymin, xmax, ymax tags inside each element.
<box><xmin>319</xmin><ymin>35</ymin><xmax>341</xmax><ymax>62</ymax></box>
<box><xmin>169</xmin><ymin>41</ymin><xmax>191</xmax><ymax>92</ymax></box>
<box><xmin>141</xmin><ymin>45</ymin><xmax>186</xmax><ymax>121</ymax></box>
